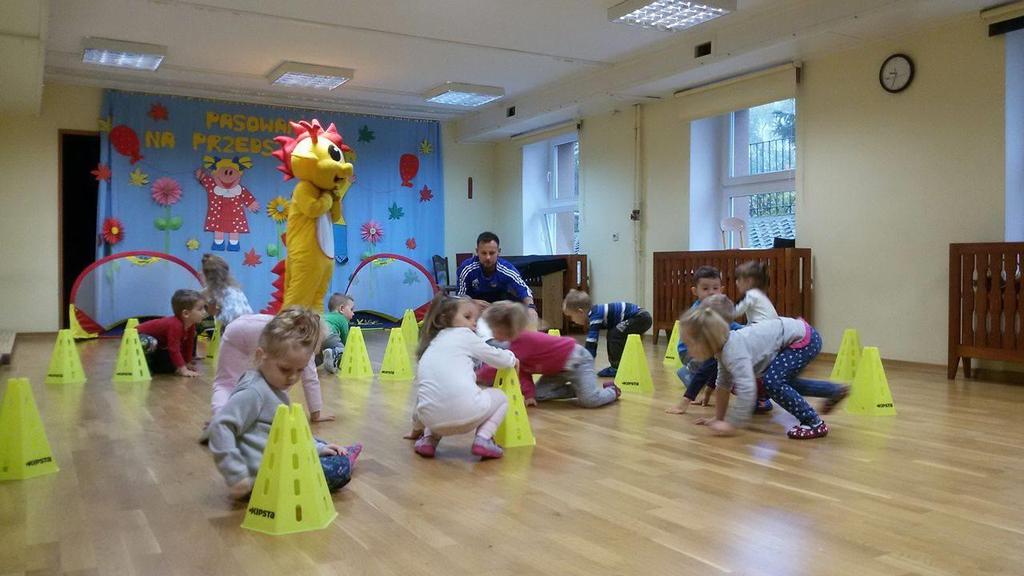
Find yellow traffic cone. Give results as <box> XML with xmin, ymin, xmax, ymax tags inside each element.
<box><xmin>124</xmin><ymin>318</ymin><xmax>139</xmax><ymax>332</ymax></box>
<box><xmin>493</xmin><ymin>367</ymin><xmax>536</xmax><ymax>448</ymax></box>
<box><xmin>547</xmin><ymin>329</ymin><xmax>561</xmax><ymax>337</ymax></box>
<box><xmin>337</xmin><ymin>327</ymin><xmax>372</xmax><ymax>380</ymax></box>
<box><xmin>663</xmin><ymin>321</ymin><xmax>683</xmax><ymax>369</ymax></box>
<box><xmin>614</xmin><ymin>334</ymin><xmax>654</xmax><ymax>394</ymax></box>
<box><xmin>69</xmin><ymin>304</ymin><xmax>98</xmax><ymax>340</ymax></box>
<box><xmin>0</xmin><ymin>378</ymin><xmax>59</xmax><ymax>481</ymax></box>
<box><xmin>44</xmin><ymin>329</ymin><xmax>86</xmax><ymax>385</ymax></box>
<box><xmin>241</xmin><ymin>404</ymin><xmax>337</xmax><ymax>535</ymax></box>
<box><xmin>379</xmin><ymin>328</ymin><xmax>414</xmax><ymax>381</ymax></box>
<box><xmin>400</xmin><ymin>309</ymin><xmax>419</xmax><ymax>355</ymax></box>
<box><xmin>845</xmin><ymin>347</ymin><xmax>896</xmax><ymax>416</ymax></box>
<box><xmin>830</xmin><ymin>329</ymin><xmax>862</xmax><ymax>382</ymax></box>
<box><xmin>205</xmin><ymin>319</ymin><xmax>222</xmax><ymax>373</ymax></box>
<box><xmin>113</xmin><ymin>327</ymin><xmax>151</xmax><ymax>383</ymax></box>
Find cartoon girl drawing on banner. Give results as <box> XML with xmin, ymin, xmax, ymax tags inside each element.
<box><xmin>195</xmin><ymin>156</ymin><xmax>260</xmax><ymax>251</ymax></box>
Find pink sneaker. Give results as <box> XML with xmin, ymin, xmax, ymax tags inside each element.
<box><xmin>471</xmin><ymin>436</ymin><xmax>504</xmax><ymax>459</ymax></box>
<box><xmin>603</xmin><ymin>382</ymin><xmax>622</xmax><ymax>399</ymax></box>
<box><xmin>414</xmin><ymin>435</ymin><xmax>440</xmax><ymax>458</ymax></box>
<box><xmin>345</xmin><ymin>443</ymin><xmax>363</xmax><ymax>466</ymax></box>
<box><xmin>787</xmin><ymin>421</ymin><xmax>829</xmax><ymax>439</ymax></box>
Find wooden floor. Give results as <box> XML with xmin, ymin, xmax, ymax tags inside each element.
<box><xmin>2</xmin><ymin>332</ymin><xmax>1023</xmax><ymax>576</ymax></box>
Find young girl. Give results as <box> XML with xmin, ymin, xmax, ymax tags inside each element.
<box><xmin>409</xmin><ymin>295</ymin><xmax>521</xmax><ymax>460</ymax></box>
<box><xmin>733</xmin><ymin>260</ymin><xmax>779</xmax><ymax>325</ymax></box>
<box><xmin>207</xmin><ymin>307</ymin><xmax>359</xmax><ymax>500</ymax></box>
<box><xmin>479</xmin><ymin>301</ymin><xmax>621</xmax><ymax>408</ymax></box>
<box><xmin>202</xmin><ymin>253</ymin><xmax>253</xmax><ymax>327</ymax></box>
<box><xmin>682</xmin><ymin>295</ymin><xmax>848</xmax><ymax>439</ymax></box>
<box><xmin>208</xmin><ymin>312</ymin><xmax>334</xmax><ymax>424</ymax></box>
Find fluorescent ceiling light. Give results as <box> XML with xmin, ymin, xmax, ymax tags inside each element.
<box><xmin>268</xmin><ymin>62</ymin><xmax>354</xmax><ymax>90</ymax></box>
<box><xmin>608</xmin><ymin>0</ymin><xmax>736</xmax><ymax>31</ymax></box>
<box><xmin>82</xmin><ymin>38</ymin><xmax>166</xmax><ymax>71</ymax></box>
<box><xmin>424</xmin><ymin>82</ymin><xmax>505</xmax><ymax>107</ymax></box>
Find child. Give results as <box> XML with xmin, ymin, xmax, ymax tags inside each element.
<box><xmin>137</xmin><ymin>289</ymin><xmax>207</xmax><ymax>377</ymax></box>
<box><xmin>410</xmin><ymin>295</ymin><xmax>520</xmax><ymax>460</ymax></box>
<box><xmin>210</xmin><ymin>312</ymin><xmax>334</xmax><ymax>424</ymax></box>
<box><xmin>666</xmin><ymin>266</ymin><xmax>738</xmax><ymax>414</ymax></box>
<box><xmin>207</xmin><ymin>307</ymin><xmax>360</xmax><ymax>500</ymax></box>
<box><xmin>685</xmin><ymin>295</ymin><xmax>849</xmax><ymax>439</ymax></box>
<box><xmin>733</xmin><ymin>260</ymin><xmax>779</xmax><ymax>325</ymax></box>
<box><xmin>478</xmin><ymin>301</ymin><xmax>621</xmax><ymax>408</ymax></box>
<box><xmin>201</xmin><ymin>253</ymin><xmax>253</xmax><ymax>327</ymax></box>
<box><xmin>320</xmin><ymin>293</ymin><xmax>354</xmax><ymax>374</ymax></box>
<box><xmin>563</xmin><ymin>289</ymin><xmax>653</xmax><ymax>377</ymax></box>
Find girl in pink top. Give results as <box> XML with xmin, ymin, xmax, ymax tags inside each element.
<box><xmin>210</xmin><ymin>312</ymin><xmax>334</xmax><ymax>423</ymax></box>
<box><xmin>479</xmin><ymin>302</ymin><xmax>620</xmax><ymax>408</ymax></box>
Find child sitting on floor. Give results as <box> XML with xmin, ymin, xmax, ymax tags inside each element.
<box><xmin>201</xmin><ymin>253</ymin><xmax>253</xmax><ymax>328</ymax></box>
<box><xmin>562</xmin><ymin>289</ymin><xmax>653</xmax><ymax>377</ymax></box>
<box><xmin>137</xmin><ymin>289</ymin><xmax>207</xmax><ymax>377</ymax></box>
<box><xmin>409</xmin><ymin>295</ymin><xmax>521</xmax><ymax>460</ymax></box>
<box><xmin>319</xmin><ymin>293</ymin><xmax>354</xmax><ymax>374</ymax></box>
<box><xmin>207</xmin><ymin>307</ymin><xmax>360</xmax><ymax>500</ymax></box>
<box><xmin>733</xmin><ymin>260</ymin><xmax>779</xmax><ymax>325</ymax></box>
<box><xmin>209</xmin><ymin>312</ymin><xmax>335</xmax><ymax>424</ymax></box>
<box><xmin>685</xmin><ymin>295</ymin><xmax>849</xmax><ymax>439</ymax></box>
<box><xmin>478</xmin><ymin>302</ymin><xmax>621</xmax><ymax>408</ymax></box>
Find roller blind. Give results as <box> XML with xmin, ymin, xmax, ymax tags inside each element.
<box><xmin>675</xmin><ymin>63</ymin><xmax>800</xmax><ymax>121</ymax></box>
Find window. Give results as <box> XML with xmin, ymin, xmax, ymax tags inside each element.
<box><xmin>689</xmin><ymin>98</ymin><xmax>797</xmax><ymax>250</ymax></box>
<box><xmin>523</xmin><ymin>132</ymin><xmax>580</xmax><ymax>255</ymax></box>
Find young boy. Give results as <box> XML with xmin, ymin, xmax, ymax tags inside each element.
<box><xmin>137</xmin><ymin>289</ymin><xmax>207</xmax><ymax>377</ymax></box>
<box><xmin>320</xmin><ymin>293</ymin><xmax>354</xmax><ymax>374</ymax></box>
<box><xmin>477</xmin><ymin>302</ymin><xmax>620</xmax><ymax>409</ymax></box>
<box><xmin>563</xmin><ymin>289</ymin><xmax>653</xmax><ymax>377</ymax></box>
<box><xmin>665</xmin><ymin>267</ymin><xmax>772</xmax><ymax>415</ymax></box>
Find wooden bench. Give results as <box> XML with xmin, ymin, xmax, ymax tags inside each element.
<box><xmin>0</xmin><ymin>330</ymin><xmax>16</xmax><ymax>365</ymax></box>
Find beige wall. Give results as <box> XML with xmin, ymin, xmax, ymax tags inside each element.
<box><xmin>798</xmin><ymin>18</ymin><xmax>1004</xmax><ymax>363</ymax></box>
<box><xmin>490</xmin><ymin>16</ymin><xmax>1005</xmax><ymax>364</ymax></box>
<box><xmin>441</xmin><ymin>123</ymin><xmax>496</xmax><ymax>270</ymax></box>
<box><xmin>0</xmin><ymin>84</ymin><xmax>103</xmax><ymax>332</ymax></box>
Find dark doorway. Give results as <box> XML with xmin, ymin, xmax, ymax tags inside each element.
<box><xmin>59</xmin><ymin>131</ymin><xmax>100</xmax><ymax>328</ymax></box>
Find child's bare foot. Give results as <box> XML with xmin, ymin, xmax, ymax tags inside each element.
<box><xmin>525</xmin><ymin>397</ymin><xmax>538</xmax><ymax>407</ymax></box>
<box><xmin>309</xmin><ymin>411</ymin><xmax>336</xmax><ymax>423</ymax></box>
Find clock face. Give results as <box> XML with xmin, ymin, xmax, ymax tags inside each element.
<box><xmin>880</xmin><ymin>54</ymin><xmax>914</xmax><ymax>93</ymax></box>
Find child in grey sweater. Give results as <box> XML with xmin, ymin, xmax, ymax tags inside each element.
<box><xmin>208</xmin><ymin>307</ymin><xmax>362</xmax><ymax>499</ymax></box>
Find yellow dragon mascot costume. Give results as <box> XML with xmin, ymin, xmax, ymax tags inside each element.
<box><xmin>272</xmin><ymin>119</ymin><xmax>354</xmax><ymax>313</ymax></box>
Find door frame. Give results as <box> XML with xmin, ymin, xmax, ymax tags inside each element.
<box><xmin>58</xmin><ymin>129</ymin><xmax>100</xmax><ymax>328</ymax></box>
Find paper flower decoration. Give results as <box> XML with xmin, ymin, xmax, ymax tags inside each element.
<box><xmin>91</xmin><ymin>163</ymin><xmax>111</xmax><ymax>182</ymax></box>
<box><xmin>403</xmin><ymin>269</ymin><xmax>420</xmax><ymax>285</ymax></box>
<box><xmin>360</xmin><ymin>220</ymin><xmax>384</xmax><ymax>244</ymax></box>
<box><xmin>151</xmin><ymin>177</ymin><xmax>182</xmax><ymax>206</ymax></box>
<box><xmin>148</xmin><ymin>102</ymin><xmax>169</xmax><ymax>121</ymax></box>
<box><xmin>419</xmin><ymin>185</ymin><xmax>433</xmax><ymax>203</ymax></box>
<box><xmin>388</xmin><ymin>202</ymin><xmax>404</xmax><ymax>221</ymax></box>
<box><xmin>129</xmin><ymin>167</ymin><xmax>150</xmax><ymax>187</ymax></box>
<box><xmin>405</xmin><ymin>237</ymin><xmax>417</xmax><ymax>250</ymax></box>
<box><xmin>266</xmin><ymin>196</ymin><xmax>289</xmax><ymax>222</ymax></box>
<box><xmin>358</xmin><ymin>125</ymin><xmax>375</xmax><ymax>143</ymax></box>
<box><xmin>186</xmin><ymin>237</ymin><xmax>200</xmax><ymax>251</ymax></box>
<box><xmin>419</xmin><ymin>139</ymin><xmax>433</xmax><ymax>155</ymax></box>
<box><xmin>243</xmin><ymin>247</ymin><xmax>262</xmax><ymax>267</ymax></box>
<box><xmin>102</xmin><ymin>217</ymin><xmax>124</xmax><ymax>245</ymax></box>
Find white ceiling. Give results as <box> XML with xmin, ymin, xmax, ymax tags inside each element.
<box><xmin>20</xmin><ymin>0</ymin><xmax>1005</xmax><ymax>137</ymax></box>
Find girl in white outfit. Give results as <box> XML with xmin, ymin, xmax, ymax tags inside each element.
<box><xmin>410</xmin><ymin>295</ymin><xmax>525</xmax><ymax>460</ymax></box>
<box><xmin>733</xmin><ymin>260</ymin><xmax>779</xmax><ymax>325</ymax></box>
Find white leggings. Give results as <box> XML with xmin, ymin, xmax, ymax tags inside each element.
<box><xmin>417</xmin><ymin>388</ymin><xmax>508</xmax><ymax>439</ymax></box>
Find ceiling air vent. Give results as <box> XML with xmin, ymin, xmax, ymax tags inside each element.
<box><xmin>694</xmin><ymin>41</ymin><xmax>712</xmax><ymax>59</ymax></box>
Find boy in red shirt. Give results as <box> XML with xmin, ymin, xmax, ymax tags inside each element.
<box><xmin>477</xmin><ymin>302</ymin><xmax>620</xmax><ymax>408</ymax></box>
<box><xmin>137</xmin><ymin>289</ymin><xmax>207</xmax><ymax>377</ymax></box>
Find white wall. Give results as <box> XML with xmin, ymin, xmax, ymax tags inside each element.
<box><xmin>689</xmin><ymin>115</ymin><xmax>724</xmax><ymax>250</ymax></box>
<box><xmin>0</xmin><ymin>84</ymin><xmax>103</xmax><ymax>332</ymax></box>
<box><xmin>1006</xmin><ymin>29</ymin><xmax>1024</xmax><ymax>241</ymax></box>
<box><xmin>521</xmin><ymin>140</ymin><xmax>549</xmax><ymax>254</ymax></box>
<box><xmin>441</xmin><ymin>123</ymin><xmax>496</xmax><ymax>269</ymax></box>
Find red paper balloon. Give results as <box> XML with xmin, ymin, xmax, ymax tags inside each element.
<box><xmin>399</xmin><ymin>153</ymin><xmax>419</xmax><ymax>187</ymax></box>
<box><xmin>110</xmin><ymin>124</ymin><xmax>143</xmax><ymax>164</ymax></box>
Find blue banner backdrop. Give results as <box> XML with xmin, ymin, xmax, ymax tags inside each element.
<box><xmin>97</xmin><ymin>90</ymin><xmax>443</xmax><ymax>317</ymax></box>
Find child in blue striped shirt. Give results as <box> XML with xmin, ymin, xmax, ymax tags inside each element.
<box><xmin>563</xmin><ymin>289</ymin><xmax>652</xmax><ymax>377</ymax></box>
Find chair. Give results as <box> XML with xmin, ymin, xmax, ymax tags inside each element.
<box><xmin>431</xmin><ymin>255</ymin><xmax>457</xmax><ymax>295</ymax></box>
<box><xmin>720</xmin><ymin>217</ymin><xmax>747</xmax><ymax>249</ymax></box>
